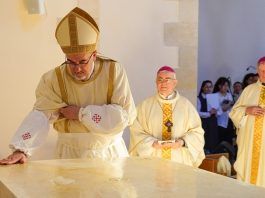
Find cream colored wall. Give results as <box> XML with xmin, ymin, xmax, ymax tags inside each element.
<box><xmin>0</xmin><ymin>0</ymin><xmax>198</xmax><ymax>159</ymax></box>
<box><xmin>0</xmin><ymin>0</ymin><xmax>77</xmax><ymax>159</ymax></box>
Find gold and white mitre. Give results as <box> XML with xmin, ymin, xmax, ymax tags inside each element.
<box><xmin>55</xmin><ymin>7</ymin><xmax>99</xmax><ymax>54</ymax></box>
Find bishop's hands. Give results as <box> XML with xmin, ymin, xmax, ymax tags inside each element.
<box><xmin>59</xmin><ymin>105</ymin><xmax>81</xmax><ymax>120</ymax></box>
<box><xmin>152</xmin><ymin>139</ymin><xmax>184</xmax><ymax>149</ymax></box>
<box><xmin>246</xmin><ymin>106</ymin><xmax>265</xmax><ymax>117</ymax></box>
<box><xmin>0</xmin><ymin>151</ymin><xmax>27</xmax><ymax>165</ymax></box>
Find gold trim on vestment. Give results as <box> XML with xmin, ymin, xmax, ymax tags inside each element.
<box><xmin>55</xmin><ymin>66</ymin><xmax>68</xmax><ymax>103</ymax></box>
<box><xmin>54</xmin><ymin>66</ymin><xmax>70</xmax><ymax>133</ymax></box>
<box><xmin>162</xmin><ymin>103</ymin><xmax>172</xmax><ymax>159</ymax></box>
<box><xmin>250</xmin><ymin>86</ymin><xmax>265</xmax><ymax>184</ymax></box>
<box><xmin>107</xmin><ymin>61</ymin><xmax>115</xmax><ymax>104</ymax></box>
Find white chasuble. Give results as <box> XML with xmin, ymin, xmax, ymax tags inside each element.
<box><xmin>130</xmin><ymin>93</ymin><xmax>205</xmax><ymax>167</ymax></box>
<box><xmin>10</xmin><ymin>57</ymin><xmax>136</xmax><ymax>159</ymax></box>
<box><xmin>230</xmin><ymin>81</ymin><xmax>265</xmax><ymax>187</ymax></box>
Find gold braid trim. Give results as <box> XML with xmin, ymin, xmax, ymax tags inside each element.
<box><xmin>162</xmin><ymin>103</ymin><xmax>172</xmax><ymax>159</ymax></box>
<box><xmin>54</xmin><ymin>66</ymin><xmax>69</xmax><ymax>133</ymax></box>
<box><xmin>107</xmin><ymin>61</ymin><xmax>115</xmax><ymax>104</ymax></box>
<box><xmin>250</xmin><ymin>86</ymin><xmax>265</xmax><ymax>184</ymax></box>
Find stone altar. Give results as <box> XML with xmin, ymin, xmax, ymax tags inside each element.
<box><xmin>0</xmin><ymin>157</ymin><xmax>264</xmax><ymax>197</ymax></box>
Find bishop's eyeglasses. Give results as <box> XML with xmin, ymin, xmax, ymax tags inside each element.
<box><xmin>63</xmin><ymin>59</ymin><xmax>90</xmax><ymax>67</ymax></box>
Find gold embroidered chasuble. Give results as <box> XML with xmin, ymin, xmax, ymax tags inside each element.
<box><xmin>162</xmin><ymin>103</ymin><xmax>173</xmax><ymax>159</ymax></box>
<box><xmin>251</xmin><ymin>86</ymin><xmax>265</xmax><ymax>184</ymax></box>
<box><xmin>129</xmin><ymin>93</ymin><xmax>205</xmax><ymax>167</ymax></box>
<box><xmin>230</xmin><ymin>81</ymin><xmax>265</xmax><ymax>187</ymax></box>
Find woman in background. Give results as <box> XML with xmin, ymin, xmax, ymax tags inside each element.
<box><xmin>242</xmin><ymin>73</ymin><xmax>255</xmax><ymax>89</ymax></box>
<box><xmin>213</xmin><ymin>77</ymin><xmax>235</xmax><ymax>145</ymax></box>
<box><xmin>197</xmin><ymin>80</ymin><xmax>218</xmax><ymax>154</ymax></box>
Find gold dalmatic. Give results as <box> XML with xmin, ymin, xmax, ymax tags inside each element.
<box><xmin>162</xmin><ymin>103</ymin><xmax>173</xmax><ymax>159</ymax></box>
<box><xmin>250</xmin><ymin>86</ymin><xmax>265</xmax><ymax>184</ymax></box>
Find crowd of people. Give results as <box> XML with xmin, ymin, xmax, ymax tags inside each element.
<box><xmin>197</xmin><ymin>69</ymin><xmax>265</xmax><ymax>185</ymax></box>
<box><xmin>197</xmin><ymin>73</ymin><xmax>258</xmax><ymax>154</ymax></box>
<box><xmin>0</xmin><ymin>7</ymin><xmax>265</xmax><ymax>188</ymax></box>
<box><xmin>197</xmin><ymin>72</ymin><xmax>259</xmax><ymax>156</ymax></box>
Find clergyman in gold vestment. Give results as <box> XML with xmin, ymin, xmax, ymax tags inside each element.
<box><xmin>230</xmin><ymin>56</ymin><xmax>265</xmax><ymax>188</ymax></box>
<box><xmin>129</xmin><ymin>66</ymin><xmax>205</xmax><ymax>167</ymax></box>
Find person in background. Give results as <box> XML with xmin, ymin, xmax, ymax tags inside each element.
<box><xmin>232</xmin><ymin>81</ymin><xmax>243</xmax><ymax>102</ymax></box>
<box><xmin>242</xmin><ymin>73</ymin><xmax>255</xmax><ymax>89</ymax></box>
<box><xmin>253</xmin><ymin>73</ymin><xmax>259</xmax><ymax>83</ymax></box>
<box><xmin>197</xmin><ymin>80</ymin><xmax>219</xmax><ymax>154</ymax></box>
<box><xmin>213</xmin><ymin>77</ymin><xmax>235</xmax><ymax>145</ymax></box>
<box><xmin>0</xmin><ymin>7</ymin><xmax>136</xmax><ymax>165</ymax></box>
<box><xmin>129</xmin><ymin>66</ymin><xmax>205</xmax><ymax>167</ymax></box>
<box><xmin>230</xmin><ymin>56</ymin><xmax>265</xmax><ymax>188</ymax></box>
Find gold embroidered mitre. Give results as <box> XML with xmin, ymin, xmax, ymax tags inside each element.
<box><xmin>55</xmin><ymin>7</ymin><xmax>100</xmax><ymax>54</ymax></box>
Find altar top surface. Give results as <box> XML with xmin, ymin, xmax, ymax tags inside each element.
<box><xmin>0</xmin><ymin>157</ymin><xmax>264</xmax><ymax>198</ymax></box>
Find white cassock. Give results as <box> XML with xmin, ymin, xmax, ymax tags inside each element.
<box><xmin>129</xmin><ymin>92</ymin><xmax>205</xmax><ymax>167</ymax></box>
<box><xmin>9</xmin><ymin>56</ymin><xmax>136</xmax><ymax>160</ymax></box>
<box><xmin>230</xmin><ymin>81</ymin><xmax>265</xmax><ymax>187</ymax></box>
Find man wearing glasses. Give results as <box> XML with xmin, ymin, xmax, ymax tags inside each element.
<box><xmin>0</xmin><ymin>7</ymin><xmax>136</xmax><ymax>164</ymax></box>
<box><xmin>129</xmin><ymin>66</ymin><xmax>205</xmax><ymax>167</ymax></box>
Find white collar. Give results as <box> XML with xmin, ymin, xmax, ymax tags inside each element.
<box><xmin>159</xmin><ymin>91</ymin><xmax>176</xmax><ymax>100</ymax></box>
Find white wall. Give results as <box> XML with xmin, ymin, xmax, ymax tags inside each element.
<box><xmin>198</xmin><ymin>0</ymin><xmax>265</xmax><ymax>88</ymax></box>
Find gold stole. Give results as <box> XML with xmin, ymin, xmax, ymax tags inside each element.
<box><xmin>162</xmin><ymin>103</ymin><xmax>172</xmax><ymax>159</ymax></box>
<box><xmin>250</xmin><ymin>86</ymin><xmax>265</xmax><ymax>184</ymax></box>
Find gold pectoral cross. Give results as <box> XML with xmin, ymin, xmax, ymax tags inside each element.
<box><xmin>165</xmin><ymin>120</ymin><xmax>173</xmax><ymax>132</ymax></box>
